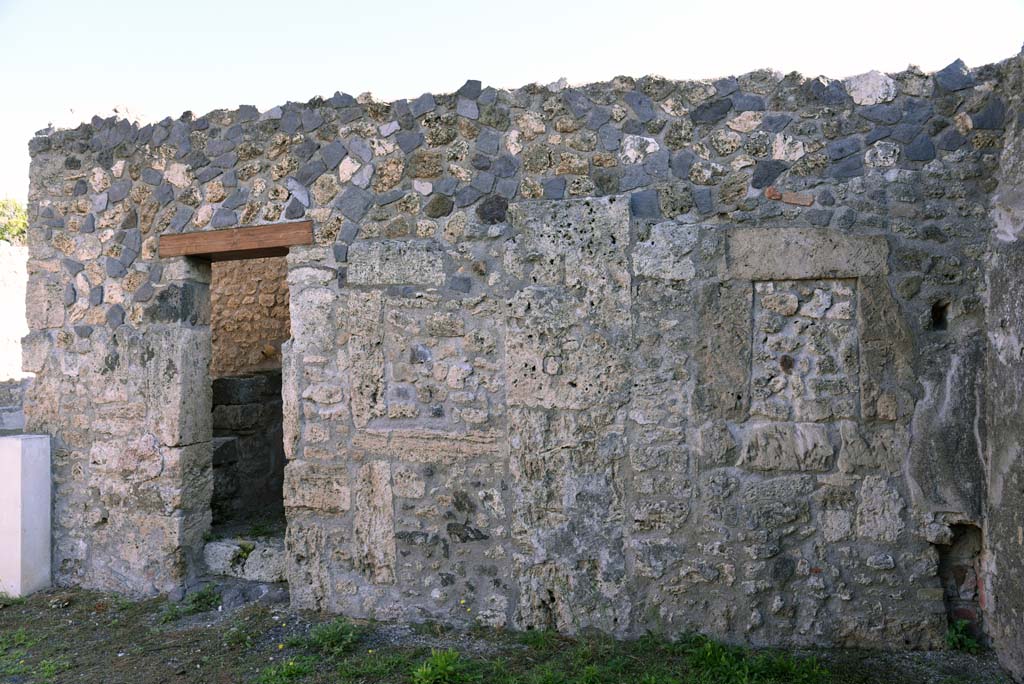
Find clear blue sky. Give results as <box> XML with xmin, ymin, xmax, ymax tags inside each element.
<box><xmin>2</xmin><ymin>0</ymin><xmax>1022</xmax><ymax>202</ymax></box>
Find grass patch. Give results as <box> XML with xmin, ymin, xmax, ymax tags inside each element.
<box><xmin>682</xmin><ymin>634</ymin><xmax>828</xmax><ymax>683</ymax></box>
<box><xmin>256</xmin><ymin>655</ymin><xmax>317</xmax><ymax>683</ymax></box>
<box><xmin>158</xmin><ymin>584</ymin><xmax>221</xmax><ymax>623</ymax></box>
<box><xmin>0</xmin><ymin>588</ymin><xmax>1011</xmax><ymax>684</ymax></box>
<box><xmin>336</xmin><ymin>648</ymin><xmax>424</xmax><ymax>679</ymax></box>
<box><xmin>36</xmin><ymin>655</ymin><xmax>72</xmax><ymax>683</ymax></box>
<box><xmin>305</xmin><ymin>617</ymin><xmax>368</xmax><ymax>658</ymax></box>
<box><xmin>412</xmin><ymin>648</ymin><xmax>474</xmax><ymax>684</ymax></box>
<box><xmin>224</xmin><ymin>610</ymin><xmax>265</xmax><ymax>650</ymax></box>
<box><xmin>0</xmin><ymin>593</ymin><xmax>25</xmax><ymax>609</ymax></box>
<box><xmin>518</xmin><ymin>627</ymin><xmax>562</xmax><ymax>653</ymax></box>
<box><xmin>385</xmin><ymin>633</ymin><xmax>830</xmax><ymax>684</ymax></box>
<box><xmin>0</xmin><ymin>627</ymin><xmax>36</xmax><ymax>676</ymax></box>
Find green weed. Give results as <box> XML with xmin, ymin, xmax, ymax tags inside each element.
<box><xmin>336</xmin><ymin>649</ymin><xmax>421</xmax><ymax>678</ymax></box>
<box><xmin>257</xmin><ymin>655</ymin><xmax>316</xmax><ymax>683</ymax></box>
<box><xmin>412</xmin><ymin>648</ymin><xmax>477</xmax><ymax>684</ymax></box>
<box><xmin>0</xmin><ymin>627</ymin><xmax>36</xmax><ymax>676</ymax></box>
<box><xmin>946</xmin><ymin>620</ymin><xmax>982</xmax><ymax>654</ymax></box>
<box><xmin>305</xmin><ymin>617</ymin><xmax>367</xmax><ymax>657</ymax></box>
<box><xmin>159</xmin><ymin>584</ymin><xmax>221</xmax><ymax>623</ymax></box>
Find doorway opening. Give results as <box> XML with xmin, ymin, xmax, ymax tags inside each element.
<box><xmin>209</xmin><ymin>256</ymin><xmax>290</xmax><ymax>539</ymax></box>
<box><xmin>160</xmin><ymin>221</ymin><xmax>311</xmax><ymax>587</ymax></box>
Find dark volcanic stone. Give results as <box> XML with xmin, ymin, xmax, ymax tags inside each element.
<box><xmin>424</xmin><ymin>194</ymin><xmax>454</xmax><ymax>218</ymax></box>
<box><xmin>937</xmin><ymin>129</ymin><xmax>967</xmax><ymax>151</ymax></box>
<box><xmin>691</xmin><ymin>98</ymin><xmax>733</xmax><ymax>124</ymax></box>
<box><xmin>934</xmin><ymin>59</ymin><xmax>975</xmax><ymax>92</ymax></box>
<box><xmin>457</xmin><ymin>80</ymin><xmax>482</xmax><ymax>99</ymax></box>
<box><xmin>543</xmin><ymin>177</ymin><xmax>567</xmax><ymax>200</ymax></box>
<box><xmin>285</xmin><ymin>197</ymin><xmax>305</xmax><ymax>219</ymax></box>
<box><xmin>826</xmin><ymin>137</ymin><xmax>862</xmax><ymax>160</ymax></box>
<box><xmin>320</xmin><ymin>141</ymin><xmax>347</xmax><ymax>170</ymax></box>
<box><xmin>973</xmin><ymin>97</ymin><xmax>1006</xmax><ymax>130</ymax></box>
<box><xmin>828</xmin><ymin>155</ymin><xmax>864</xmax><ymax>179</ymax></box>
<box><xmin>731</xmin><ymin>93</ymin><xmax>766</xmax><ymax>112</ymax></box>
<box><xmin>860</xmin><ymin>104</ymin><xmax>901</xmax><ymax>125</ymax></box>
<box><xmin>762</xmin><ymin>114</ymin><xmax>792</xmax><ymax>132</ymax></box>
<box><xmin>211</xmin><ymin>208</ymin><xmax>237</xmax><ymax>228</ymax></box>
<box><xmin>905</xmin><ymin>134</ymin><xmax>936</xmax><ymax>162</ymax></box>
<box><xmin>454</xmin><ymin>185</ymin><xmax>483</xmax><ymax>208</ymax></box>
<box><xmin>476</xmin><ymin>195</ymin><xmax>508</xmax><ymax>224</ymax></box>
<box><xmin>624</xmin><ymin>91</ymin><xmax>656</xmax><ymax>122</ymax></box>
<box><xmin>751</xmin><ymin>160</ymin><xmax>788</xmax><ymax>189</ymax></box>
<box><xmin>448</xmin><ymin>276</ymin><xmax>472</xmax><ymax>293</ymax></box>
<box><xmin>803</xmin><ymin>78</ymin><xmax>848</xmax><ymax>105</ymax></box>
<box><xmin>629</xmin><ymin>189</ymin><xmax>661</xmax><ymax>218</ymax></box>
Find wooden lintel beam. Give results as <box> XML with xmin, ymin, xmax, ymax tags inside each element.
<box><xmin>158</xmin><ymin>220</ymin><xmax>313</xmax><ymax>261</ymax></box>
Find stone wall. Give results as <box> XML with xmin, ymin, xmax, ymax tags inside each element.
<box><xmin>211</xmin><ymin>371</ymin><xmax>285</xmax><ymax>524</ymax></box>
<box><xmin>985</xmin><ymin>53</ymin><xmax>1024</xmax><ymax>682</ymax></box>
<box><xmin>0</xmin><ymin>241</ymin><xmax>28</xmax><ymax>381</ymax></box>
<box><xmin>210</xmin><ymin>257</ymin><xmax>289</xmax><ymax>378</ymax></box>
<box><xmin>22</xmin><ymin>52</ymin><xmax>1023</xmax><ymax>661</ymax></box>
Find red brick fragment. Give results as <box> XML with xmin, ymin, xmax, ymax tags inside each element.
<box><xmin>764</xmin><ymin>186</ymin><xmax>782</xmax><ymax>200</ymax></box>
<box><xmin>781</xmin><ymin>191</ymin><xmax>814</xmax><ymax>207</ymax></box>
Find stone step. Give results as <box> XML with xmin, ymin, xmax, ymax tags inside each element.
<box><xmin>202</xmin><ymin>536</ymin><xmax>287</xmax><ymax>583</ymax></box>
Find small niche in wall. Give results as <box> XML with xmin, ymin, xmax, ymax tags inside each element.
<box><xmin>936</xmin><ymin>523</ymin><xmax>986</xmax><ymax>645</ymax></box>
<box><xmin>931</xmin><ymin>300</ymin><xmax>950</xmax><ymax>331</ymax></box>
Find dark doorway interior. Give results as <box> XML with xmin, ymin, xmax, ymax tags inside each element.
<box><xmin>207</xmin><ymin>256</ymin><xmax>290</xmax><ymax>539</ymax></box>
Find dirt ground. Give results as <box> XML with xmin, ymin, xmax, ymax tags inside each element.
<box><xmin>0</xmin><ymin>586</ymin><xmax>1013</xmax><ymax>684</ymax></box>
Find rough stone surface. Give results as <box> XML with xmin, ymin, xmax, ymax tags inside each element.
<box><xmin>20</xmin><ymin>53</ymin><xmax>1024</xmax><ymax>667</ymax></box>
<box><xmin>985</xmin><ymin>53</ymin><xmax>1024</xmax><ymax>682</ymax></box>
<box><xmin>844</xmin><ymin>70</ymin><xmax>898</xmax><ymax>106</ymax></box>
<box><xmin>210</xmin><ymin>257</ymin><xmax>289</xmax><ymax>377</ymax></box>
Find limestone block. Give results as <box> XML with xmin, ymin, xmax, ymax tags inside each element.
<box><xmin>347</xmin><ymin>240</ymin><xmax>446</xmax><ymax>286</ymax></box>
<box><xmin>143</xmin><ymin>327</ymin><xmax>212</xmax><ymax>447</ymax></box>
<box><xmin>856</xmin><ymin>476</ymin><xmax>905</xmax><ymax>542</ymax></box>
<box><xmin>281</xmin><ymin>340</ymin><xmax>299</xmax><ymax>459</ymax></box>
<box><xmin>283</xmin><ymin>460</ymin><xmax>351</xmax><ymax>512</ymax></box>
<box><xmin>244</xmin><ymin>543</ymin><xmax>287</xmax><ymax>583</ymax></box>
<box><xmin>726</xmin><ymin>227</ymin><xmax>889</xmax><ymax>280</ymax></box>
<box><xmin>843</xmin><ymin>70</ymin><xmax>897</xmax><ymax>106</ymax></box>
<box><xmin>204</xmin><ymin>538</ymin><xmax>287</xmax><ymax>583</ymax></box>
<box><xmin>632</xmin><ymin>222</ymin><xmax>698</xmax><ymax>281</ymax></box>
<box><xmin>203</xmin><ymin>540</ymin><xmax>238</xmax><ymax>575</ymax></box>
<box><xmin>750</xmin><ymin>279</ymin><xmax>860</xmax><ymax>422</ymax></box>
<box><xmin>694</xmin><ymin>279</ymin><xmax>752</xmax><ymax>420</ymax></box>
<box><xmin>289</xmin><ymin>287</ymin><xmax>336</xmax><ymax>352</ymax></box>
<box><xmin>25</xmin><ymin>277</ymin><xmax>65</xmax><ymax>330</ymax></box>
<box><xmin>353</xmin><ymin>461</ymin><xmax>396</xmax><ymax>584</ymax></box>
<box><xmin>0</xmin><ymin>435</ymin><xmax>51</xmax><ymax>597</ymax></box>
<box><xmin>739</xmin><ymin>423</ymin><xmax>833</xmax><ymax>472</ymax></box>
<box><xmin>741</xmin><ymin>475</ymin><xmax>814</xmax><ymax>528</ymax></box>
<box><xmin>20</xmin><ymin>332</ymin><xmax>48</xmax><ymax>374</ymax></box>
